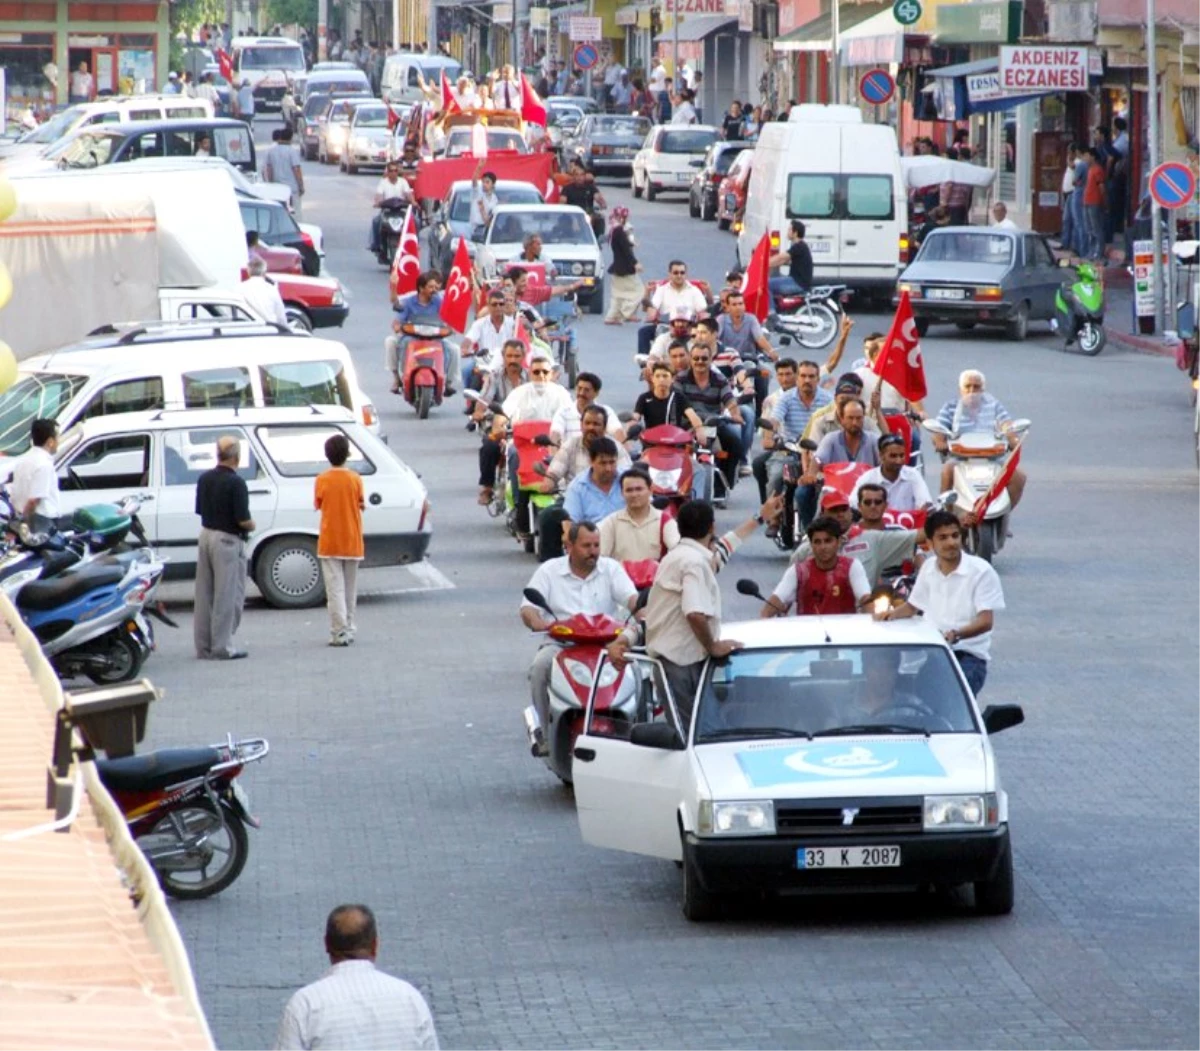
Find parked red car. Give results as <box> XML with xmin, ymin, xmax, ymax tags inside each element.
<box><xmin>254</xmin><ymin>243</ymin><xmax>303</xmax><ymax>275</ymax></box>
<box><xmin>716</xmin><ymin>149</ymin><xmax>753</xmax><ymax>233</ymax></box>
<box><xmin>274</xmin><ymin>272</ymin><xmax>349</xmax><ymax>331</ymax></box>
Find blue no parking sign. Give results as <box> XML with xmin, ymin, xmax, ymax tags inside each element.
<box><xmin>1149</xmin><ymin>162</ymin><xmax>1197</xmax><ymax>211</ymax></box>
<box><xmin>858</xmin><ymin>69</ymin><xmax>896</xmax><ymax>106</ymax></box>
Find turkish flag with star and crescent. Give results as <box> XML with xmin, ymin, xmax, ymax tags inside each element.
<box><xmin>439</xmin><ymin>237</ymin><xmax>475</xmax><ymax>333</ymax></box>
<box><xmin>872</xmin><ymin>290</ymin><xmax>927</xmax><ymax>402</ymax></box>
<box><xmin>389</xmin><ymin>206</ymin><xmax>421</xmax><ymax>300</ymax></box>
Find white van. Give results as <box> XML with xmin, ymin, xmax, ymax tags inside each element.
<box><xmin>381</xmin><ymin>53</ymin><xmax>462</xmax><ymax>106</ymax></box>
<box><xmin>230</xmin><ymin>36</ymin><xmax>308</xmax><ymax>110</ymax></box>
<box><xmin>0</xmin><ymin>321</ymin><xmax>380</xmax><ymax>455</ymax></box>
<box><xmin>738</xmin><ymin>104</ymin><xmax>906</xmax><ymax>296</ymax></box>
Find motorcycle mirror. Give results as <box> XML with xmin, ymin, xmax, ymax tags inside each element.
<box><xmin>634</xmin><ymin>588</ymin><xmax>651</xmax><ymax>613</ymax></box>
<box><xmin>1007</xmin><ymin>418</ymin><xmax>1031</xmax><ymax>434</ymax></box>
<box><xmin>735</xmin><ymin>578</ymin><xmax>766</xmax><ymax>601</ymax></box>
<box><xmin>617</xmin><ymin>411</ymin><xmax>635</xmax><ymax>423</ymax></box>
<box><xmin>921</xmin><ymin>419</ymin><xmax>952</xmax><ymax>436</ymax></box>
<box><xmin>532</xmin><ymin>433</ymin><xmax>553</xmax><ymax>446</ymax></box>
<box><xmin>1057</xmin><ymin>256</ymin><xmax>1072</xmax><ymax>268</ymax></box>
<box><xmin>938</xmin><ymin>490</ymin><xmax>958</xmax><ymax>507</ymax></box>
<box><xmin>523</xmin><ymin>588</ymin><xmax>554</xmax><ymax>616</ymax></box>
<box><xmin>626</xmin><ymin>421</ymin><xmax>645</xmax><ymax>441</ymax></box>
<box><xmin>798</xmin><ymin>438</ymin><xmax>818</xmax><ymax>452</ymax></box>
<box><xmin>488</xmin><ymin>401</ymin><xmax>505</xmax><ymax>416</ymax></box>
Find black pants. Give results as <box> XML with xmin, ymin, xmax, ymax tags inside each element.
<box><xmin>637</xmin><ymin>323</ymin><xmax>658</xmax><ymax>356</ymax></box>
<box><xmin>479</xmin><ymin>438</ymin><xmax>502</xmax><ymax>488</ymax></box>
<box><xmin>714</xmin><ymin>420</ymin><xmax>744</xmax><ymax>487</ymax></box>
<box><xmin>538</xmin><ymin>504</ymin><xmax>569</xmax><ymax>561</ymax></box>
<box><xmin>751</xmin><ymin>450</ymin><xmax>772</xmax><ymax>504</ymax></box>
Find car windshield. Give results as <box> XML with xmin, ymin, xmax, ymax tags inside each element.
<box><xmin>714</xmin><ymin>145</ymin><xmax>748</xmax><ymax>174</ymax></box>
<box><xmin>415</xmin><ymin>62</ymin><xmax>461</xmax><ymax>82</ymax></box>
<box><xmin>659</xmin><ymin>129</ymin><xmax>718</xmax><ymax>154</ymax></box>
<box><xmin>57</xmin><ymin>131</ymin><xmax>118</xmax><ymax>167</ymax></box>
<box><xmin>593</xmin><ymin>116</ymin><xmax>650</xmax><ymax>137</ymax></box>
<box><xmin>694</xmin><ymin>645</ymin><xmax>977</xmax><ymax>742</ymax></box>
<box><xmin>919</xmin><ymin>232</ymin><xmax>1014</xmax><ymax>266</ymax></box>
<box><xmin>450</xmin><ymin>185</ymin><xmax>542</xmax><ymax>223</ymax></box>
<box><xmin>239</xmin><ymin>45</ymin><xmax>306</xmax><ymax>71</ymax></box>
<box><xmin>0</xmin><ymin>373</ymin><xmax>88</xmax><ymax>454</ymax></box>
<box><xmin>304</xmin><ymin>94</ymin><xmax>331</xmax><ymax>117</ymax></box>
<box><xmin>354</xmin><ymin>107</ymin><xmax>388</xmax><ymax>128</ymax></box>
<box><xmin>311</xmin><ymin>78</ymin><xmax>369</xmax><ymax>94</ymax></box>
<box><xmin>444</xmin><ymin>129</ymin><xmax>526</xmax><ymax>156</ymax></box>
<box><xmin>21</xmin><ymin>105</ymin><xmax>84</xmax><ymax>144</ymax></box>
<box><xmin>488</xmin><ymin>210</ymin><xmax>591</xmax><ymax>245</ymax></box>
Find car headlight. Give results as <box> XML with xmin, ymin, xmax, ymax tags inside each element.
<box><xmin>331</xmin><ymin>289</ymin><xmax>345</xmax><ymax>306</ymax></box>
<box><xmin>581</xmin><ymin>262</ymin><xmax>596</xmax><ymax>276</ymax></box>
<box><xmin>698</xmin><ymin>800</ymin><xmax>776</xmax><ymax>836</ymax></box>
<box><xmin>923</xmin><ymin>794</ymin><xmax>997</xmax><ymax>831</ymax></box>
<box><xmin>570</xmin><ymin>262</ymin><xmax>583</xmax><ymax>276</ymax></box>
<box><xmin>562</xmin><ymin>657</ymin><xmax>620</xmax><ymax>689</ymax></box>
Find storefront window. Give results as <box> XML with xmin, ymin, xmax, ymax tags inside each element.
<box><xmin>0</xmin><ymin>44</ymin><xmax>55</xmax><ymax>114</ymax></box>
<box><xmin>118</xmin><ymin>49</ymin><xmax>156</xmax><ymax>94</ymax></box>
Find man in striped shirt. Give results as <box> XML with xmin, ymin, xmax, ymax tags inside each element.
<box><xmin>274</xmin><ymin>905</ymin><xmax>439</xmax><ymax>1050</ymax></box>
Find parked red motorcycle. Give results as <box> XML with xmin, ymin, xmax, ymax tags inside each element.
<box><xmin>96</xmin><ymin>735</ymin><xmax>268</xmax><ymax>899</ymax></box>
<box><xmin>400</xmin><ymin>321</ymin><xmax>451</xmax><ymax>419</ymax></box>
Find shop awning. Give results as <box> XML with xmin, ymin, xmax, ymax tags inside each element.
<box><xmin>838</xmin><ymin>7</ymin><xmax>909</xmax><ymax>66</ymax></box>
<box><xmin>773</xmin><ymin>2</ymin><xmax>889</xmax><ymax>53</ymax></box>
<box><xmin>654</xmin><ymin>14</ymin><xmax>737</xmax><ymax>42</ymax></box>
<box><xmin>923</xmin><ymin>58</ymin><xmax>1053</xmax><ymax>116</ymax></box>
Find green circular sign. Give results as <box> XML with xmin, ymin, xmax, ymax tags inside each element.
<box><xmin>893</xmin><ymin>0</ymin><xmax>922</xmax><ymax>26</ymax></box>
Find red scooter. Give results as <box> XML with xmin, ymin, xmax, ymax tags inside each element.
<box><xmin>636</xmin><ymin>423</ymin><xmax>697</xmax><ymax>517</ymax></box>
<box><xmin>400</xmin><ymin>322</ymin><xmax>451</xmax><ymax>419</ymax></box>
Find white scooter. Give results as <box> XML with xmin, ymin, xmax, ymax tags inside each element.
<box><xmin>921</xmin><ymin>418</ymin><xmax>1031</xmax><ymax>563</ymax></box>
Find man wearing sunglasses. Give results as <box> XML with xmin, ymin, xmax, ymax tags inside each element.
<box><xmin>673</xmin><ymin>342</ymin><xmax>745</xmax><ymax>491</ymax></box>
<box><xmin>850</xmin><ymin>433</ymin><xmax>933</xmax><ymax>512</ymax></box>
<box><xmin>637</xmin><ymin>260</ymin><xmax>708</xmax><ymax>357</ymax></box>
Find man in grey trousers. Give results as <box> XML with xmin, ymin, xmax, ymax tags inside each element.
<box><xmin>194</xmin><ymin>436</ymin><xmax>255</xmax><ymax>660</ymax></box>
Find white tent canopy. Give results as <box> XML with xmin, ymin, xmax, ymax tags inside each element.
<box><xmin>900</xmin><ymin>155</ymin><xmax>997</xmax><ymax>190</ymax></box>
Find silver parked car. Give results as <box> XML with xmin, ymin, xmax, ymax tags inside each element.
<box><xmin>566</xmin><ymin>114</ymin><xmax>652</xmax><ymax>174</ymax></box>
<box><xmin>896</xmin><ymin>227</ymin><xmax>1062</xmax><ymax>340</ymax></box>
<box><xmin>342</xmin><ymin>102</ymin><xmax>394</xmax><ymax>174</ymax></box>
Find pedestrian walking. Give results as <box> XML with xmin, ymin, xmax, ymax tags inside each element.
<box><xmin>314</xmin><ymin>434</ymin><xmax>365</xmax><ymax>647</ymax></box>
<box><xmin>605</xmin><ymin>207</ymin><xmax>642</xmax><ymax>324</ymax></box>
<box><xmin>233</xmin><ymin>76</ymin><xmax>256</xmax><ymax>127</ymax></box>
<box><xmin>263</xmin><ymin>124</ymin><xmax>305</xmax><ymax>218</ymax></box>
<box><xmin>274</xmin><ymin>905</ymin><xmax>439</xmax><ymax>1051</ymax></box>
<box><xmin>194</xmin><ymin>436</ymin><xmax>253</xmax><ymax>660</ymax></box>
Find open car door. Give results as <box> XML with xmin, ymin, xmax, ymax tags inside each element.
<box><xmin>572</xmin><ymin>654</ymin><xmax>690</xmax><ymax>862</ymax></box>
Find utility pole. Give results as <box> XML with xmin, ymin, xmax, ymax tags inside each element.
<box><xmin>1147</xmin><ymin>0</ymin><xmax>1166</xmax><ymax>334</ymax></box>
<box><xmin>317</xmin><ymin>0</ymin><xmax>327</xmax><ymax>59</ymax></box>
<box><xmin>672</xmin><ymin>0</ymin><xmax>679</xmax><ymax>97</ymax></box>
<box><xmin>427</xmin><ymin>0</ymin><xmax>437</xmax><ymax>53</ymax></box>
<box><xmin>829</xmin><ymin>0</ymin><xmax>840</xmax><ymax>104</ymax></box>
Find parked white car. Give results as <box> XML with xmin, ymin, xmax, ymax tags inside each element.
<box><xmin>9</xmin><ymin>406</ymin><xmax>431</xmax><ymax>609</ymax></box>
<box><xmin>475</xmin><ymin>204</ymin><xmax>606</xmax><ymax>315</ymax></box>
<box><xmin>571</xmin><ymin>616</ymin><xmax>1025</xmax><ymax>920</ymax></box>
<box><xmin>630</xmin><ymin>124</ymin><xmax>719</xmax><ymax>202</ymax></box>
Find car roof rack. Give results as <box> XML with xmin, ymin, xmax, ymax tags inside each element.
<box><xmin>79</xmin><ymin>319</ymin><xmax>294</xmax><ymax>344</ymax></box>
<box><xmin>146</xmin><ymin>402</ymin><xmax>337</xmax><ymax>422</ymax></box>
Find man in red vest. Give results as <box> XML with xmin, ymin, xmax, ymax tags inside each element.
<box><xmin>760</xmin><ymin>516</ymin><xmax>871</xmax><ymax>617</ymax></box>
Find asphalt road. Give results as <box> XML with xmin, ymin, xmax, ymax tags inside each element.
<box><xmin>143</xmin><ymin>116</ymin><xmax>1199</xmax><ymax>1050</ymax></box>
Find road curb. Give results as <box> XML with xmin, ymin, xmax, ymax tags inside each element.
<box><xmin>1104</xmin><ymin>326</ymin><xmax>1178</xmax><ymax>358</ymax></box>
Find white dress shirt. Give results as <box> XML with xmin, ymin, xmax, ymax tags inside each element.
<box><xmin>241</xmin><ymin>275</ymin><xmax>290</xmax><ymax>327</ymax></box>
<box><xmin>549</xmin><ymin>401</ymin><xmax>622</xmax><ymax>442</ymax></box>
<box><xmin>650</xmin><ymin>282</ymin><xmax>707</xmax><ymax>318</ymax></box>
<box><xmin>273</xmin><ymin>959</ymin><xmax>439</xmax><ymax>1051</ymax></box>
<box><xmin>850</xmin><ymin>465</ymin><xmax>932</xmax><ymax>511</ymax></box>
<box><xmin>520</xmin><ymin>556</ymin><xmax>636</xmax><ymax>621</ymax></box>
<box><xmin>9</xmin><ymin>445</ymin><xmax>60</xmax><ymax>519</ymax></box>
<box><xmin>374</xmin><ymin>176</ymin><xmax>413</xmax><ymax>204</ymax></box>
<box><xmin>501</xmin><ymin>381</ymin><xmax>572</xmax><ymax>422</ymax></box>
<box><xmin>907</xmin><ymin>553</ymin><xmax>1005</xmax><ymax>661</ymax></box>
<box><xmin>465</xmin><ymin>314</ymin><xmax>517</xmax><ymax>367</ymax></box>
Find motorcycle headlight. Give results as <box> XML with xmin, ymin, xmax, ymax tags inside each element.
<box><xmin>648</xmin><ymin>466</ymin><xmax>682</xmax><ymax>490</ymax></box>
<box><xmin>698</xmin><ymin>800</ymin><xmax>776</xmax><ymax>836</ymax></box>
<box><xmin>964</xmin><ymin>464</ymin><xmax>993</xmax><ymax>484</ymax></box>
<box><xmin>562</xmin><ymin>658</ymin><xmax>619</xmax><ymax>688</ymax></box>
<box><xmin>386</xmin><ymin>216</ymin><xmax>405</xmax><ymax>230</ymax></box>
<box><xmin>923</xmin><ymin>794</ymin><xmax>996</xmax><ymax>831</ymax></box>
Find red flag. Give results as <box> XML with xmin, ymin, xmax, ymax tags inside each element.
<box><xmin>215</xmin><ymin>49</ymin><xmax>234</xmax><ymax>84</ymax></box>
<box><xmin>388</xmin><ymin>206</ymin><xmax>421</xmax><ymax>300</ymax></box>
<box><xmin>440</xmin><ymin>71</ymin><xmax>461</xmax><ymax>115</ymax></box>
<box><xmin>972</xmin><ymin>440</ymin><xmax>1023</xmax><ymax>520</ymax></box>
<box><xmin>740</xmin><ymin>232</ymin><xmax>771</xmax><ymax>322</ymax></box>
<box><xmin>439</xmin><ymin>238</ymin><xmax>474</xmax><ymax>333</ymax></box>
<box><xmin>386</xmin><ymin>102</ymin><xmax>401</xmax><ymax>131</ymax></box>
<box><xmin>872</xmin><ymin>290</ymin><xmax>928</xmax><ymax>402</ymax></box>
<box><xmin>520</xmin><ymin>72</ymin><xmax>547</xmax><ymax>127</ymax></box>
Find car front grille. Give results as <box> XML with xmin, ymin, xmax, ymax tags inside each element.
<box><xmin>775</xmin><ymin>797</ymin><xmax>923</xmax><ymax>836</ymax></box>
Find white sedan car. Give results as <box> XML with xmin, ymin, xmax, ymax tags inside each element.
<box><xmin>571</xmin><ymin>616</ymin><xmax>1024</xmax><ymax>920</ymax></box>
<box><xmin>630</xmin><ymin>124</ymin><xmax>719</xmax><ymax>202</ymax></box>
<box><xmin>475</xmin><ymin>204</ymin><xmax>606</xmax><ymax>315</ymax></box>
<box><xmin>37</xmin><ymin>406</ymin><xmax>431</xmax><ymax>610</ymax></box>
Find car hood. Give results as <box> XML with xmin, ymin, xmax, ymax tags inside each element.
<box><xmin>487</xmin><ymin>243</ymin><xmax>598</xmax><ymax>259</ymax></box>
<box><xmin>352</xmin><ymin>127</ymin><xmax>391</xmax><ymax>141</ymax></box>
<box><xmin>693</xmin><ymin>735</ymin><xmax>989</xmax><ymax>800</ymax></box>
<box><xmin>271</xmin><ymin>271</ymin><xmax>342</xmax><ymax>300</ymax></box>
<box><xmin>902</xmin><ymin>260</ymin><xmax>1010</xmax><ymax>284</ymax></box>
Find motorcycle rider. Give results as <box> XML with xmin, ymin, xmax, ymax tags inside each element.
<box><xmin>691</xmin><ymin>317</ymin><xmax>755</xmax><ymax>474</ymax></box>
<box><xmin>369</xmin><ymin>160</ymin><xmax>413</xmax><ymax>257</ymax></box>
<box><xmin>812</xmin><ymin>397</ymin><xmax>881</xmax><ymax>470</ymax></box>
<box><xmin>637</xmin><ymin>260</ymin><xmax>708</xmax><ymax>357</ymax></box>
<box><xmin>765</xmin><ymin>358</ymin><xmax>832</xmax><ymax>540</ymax></box>
<box><xmin>520</xmin><ymin>520</ymin><xmax>640</xmax><ymax>755</ymax></box>
<box><xmin>560</xmin><ymin>159</ymin><xmax>607</xmax><ymax>238</ymax></box>
<box><xmin>760</xmin><ymin>516</ymin><xmax>871</xmax><ymax>617</ymax></box>
<box><xmin>752</xmin><ymin>357</ymin><xmax>797</xmax><ymax>502</ymax></box>
<box><xmin>542</xmin><ymin>406</ymin><xmax>632</xmax><ymax>493</ymax></box>
<box><xmin>540</xmin><ymin>436</ymin><xmax>627</xmax><ymax>560</ymax></box>
<box><xmin>717</xmin><ymin>290</ymin><xmax>779</xmax><ymax>414</ymax></box>
<box><xmin>766</xmin><ymin>219</ymin><xmax>813</xmax><ymax>315</ymax></box>
<box><xmin>645</xmin><ymin>309</ymin><xmax>696</xmax><ymax>370</ymax></box>
<box><xmin>519</xmin><ymin>233</ymin><xmax>557</xmax><ymax>278</ymax></box>
<box><xmin>387</xmin><ymin>270</ymin><xmax>458</xmax><ymax>398</ymax></box>
<box><xmin>854</xmin><ymin>329</ymin><xmax>927</xmax><ymax>455</ymax></box>
<box><xmin>630</xmin><ymin>362</ymin><xmax>704</xmax><ymax>432</ymax></box>
<box><xmin>461</xmin><ymin>290</ymin><xmax>518</xmax><ymax>390</ymax></box>
<box><xmin>473</xmin><ymin>339</ymin><xmax>529</xmax><ymax>431</ymax></box>
<box><xmin>850</xmin><ymin>433</ymin><xmax>933</xmax><ymax>512</ymax></box>
<box><xmin>933</xmin><ymin>370</ymin><xmax>1026</xmax><ymax>512</ymax></box>
<box><xmin>550</xmin><ymin>373</ymin><xmax>625</xmax><ymax>444</ymax></box>
<box><xmin>673</xmin><ymin>342</ymin><xmax>745</xmax><ymax>491</ymax></box>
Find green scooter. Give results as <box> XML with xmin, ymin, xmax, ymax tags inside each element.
<box><xmin>1053</xmin><ymin>261</ymin><xmax>1107</xmax><ymax>355</ymax></box>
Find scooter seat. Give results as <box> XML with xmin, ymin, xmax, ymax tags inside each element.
<box><xmin>16</xmin><ymin>564</ymin><xmax>126</xmax><ymax>611</ymax></box>
<box><xmin>96</xmin><ymin>747</ymin><xmax>222</xmax><ymax>792</ymax></box>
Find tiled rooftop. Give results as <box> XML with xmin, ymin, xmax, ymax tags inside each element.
<box><xmin>0</xmin><ymin>602</ymin><xmax>213</xmax><ymax>1050</ymax></box>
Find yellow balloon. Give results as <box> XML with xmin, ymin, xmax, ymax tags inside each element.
<box><xmin>0</xmin><ymin>262</ymin><xmax>10</xmax><ymax>311</ymax></box>
<box><xmin>0</xmin><ymin>341</ymin><xmax>15</xmax><ymax>395</ymax></box>
<box><xmin>0</xmin><ymin>179</ymin><xmax>14</xmax><ymax>224</ymax></box>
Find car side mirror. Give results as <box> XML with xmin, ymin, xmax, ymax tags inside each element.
<box><xmin>981</xmin><ymin>704</ymin><xmax>1024</xmax><ymax>735</ymax></box>
<box><xmin>629</xmin><ymin>721</ymin><xmax>685</xmax><ymax>750</ymax></box>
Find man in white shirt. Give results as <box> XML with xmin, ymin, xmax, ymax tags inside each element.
<box><xmin>241</xmin><ymin>258</ymin><xmax>290</xmax><ymax>327</ymax></box>
<box><xmin>369</xmin><ymin>161</ymin><xmax>412</xmax><ymax>256</ymax></box>
<box><xmin>274</xmin><ymin>905</ymin><xmax>439</xmax><ymax>1051</ymax></box>
<box><xmin>8</xmin><ymin>419</ymin><xmax>60</xmax><ymax>522</ymax></box>
<box><xmin>461</xmin><ymin>290</ymin><xmax>517</xmax><ymax>380</ymax></box>
<box><xmin>876</xmin><ymin>509</ymin><xmax>1005</xmax><ymax>695</ymax></box>
<box><xmin>637</xmin><ymin>261</ymin><xmax>709</xmax><ymax>356</ymax></box>
<box><xmin>670</xmin><ymin>90</ymin><xmax>698</xmax><ymax>125</ymax></box>
<box><xmin>69</xmin><ymin>61</ymin><xmax>94</xmax><ymax>104</ymax></box>
<box><xmin>520</xmin><ymin>521</ymin><xmax>638</xmax><ymax>750</ymax></box>
<box><xmin>850</xmin><ymin>433</ymin><xmax>932</xmax><ymax>512</ymax></box>
<box><xmin>549</xmin><ymin>372</ymin><xmax>624</xmax><ymax>443</ymax></box>
<box><xmin>471</xmin><ymin>159</ymin><xmax>500</xmax><ymax>227</ymax></box>
<box><xmin>990</xmin><ymin>202</ymin><xmax>1020</xmax><ymax>230</ymax></box>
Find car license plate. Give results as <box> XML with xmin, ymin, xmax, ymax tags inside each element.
<box><xmin>676</xmin><ymin>172</ymin><xmax>692</xmax><ymax>182</ymax></box>
<box><xmin>809</xmin><ymin>240</ymin><xmax>832</xmax><ymax>254</ymax></box>
<box><xmin>926</xmin><ymin>287</ymin><xmax>967</xmax><ymax>300</ymax></box>
<box><xmin>797</xmin><ymin>845</ymin><xmax>901</xmax><ymax>869</ymax></box>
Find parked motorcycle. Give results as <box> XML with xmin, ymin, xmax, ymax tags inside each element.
<box><xmin>922</xmin><ymin>418</ymin><xmax>1030</xmax><ymax>563</ymax></box>
<box><xmin>399</xmin><ymin>322</ymin><xmax>451</xmax><ymax>419</ymax></box>
<box><xmin>96</xmin><ymin>735</ymin><xmax>269</xmax><ymax>899</ymax></box>
<box><xmin>1052</xmin><ymin>261</ymin><xmax>1106</xmax><ymax>355</ymax></box>
<box><xmin>769</xmin><ymin>285</ymin><xmax>849</xmax><ymax>350</ymax></box>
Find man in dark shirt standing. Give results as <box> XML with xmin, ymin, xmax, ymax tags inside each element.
<box><xmin>194</xmin><ymin>436</ymin><xmax>255</xmax><ymax>660</ymax></box>
<box><xmin>561</xmin><ymin>160</ymin><xmax>607</xmax><ymax>238</ymax></box>
<box><xmin>767</xmin><ymin>219</ymin><xmax>814</xmax><ymax>314</ymax></box>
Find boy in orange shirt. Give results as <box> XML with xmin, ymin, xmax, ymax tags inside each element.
<box><xmin>313</xmin><ymin>434</ymin><xmax>365</xmax><ymax>646</ymax></box>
